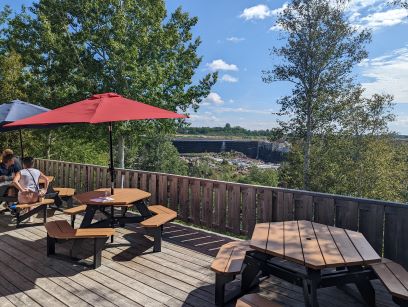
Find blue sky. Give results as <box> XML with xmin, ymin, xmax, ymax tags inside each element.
<box><xmin>3</xmin><ymin>0</ymin><xmax>408</xmax><ymax>133</ymax></box>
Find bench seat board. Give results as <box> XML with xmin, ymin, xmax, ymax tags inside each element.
<box><xmin>64</xmin><ymin>205</ymin><xmax>87</xmax><ymax>215</ymax></box>
<box><xmin>236</xmin><ymin>293</ymin><xmax>282</xmax><ymax>307</ymax></box>
<box><xmin>46</xmin><ymin>220</ymin><xmax>114</xmax><ymax>239</ymax></box>
<box><xmin>141</xmin><ymin>205</ymin><xmax>177</xmax><ymax>228</ymax></box>
<box><xmin>211</xmin><ymin>241</ymin><xmax>253</xmax><ymax>274</ymax></box>
<box><xmin>372</xmin><ymin>261</ymin><xmax>408</xmax><ymax>299</ymax></box>
<box><xmin>16</xmin><ymin>198</ymin><xmax>54</xmax><ymax>210</ymax></box>
<box><xmin>53</xmin><ymin>187</ymin><xmax>76</xmax><ymax>197</ymax></box>
<box><xmin>140</xmin><ymin>213</ymin><xmax>176</xmax><ymax>228</ymax></box>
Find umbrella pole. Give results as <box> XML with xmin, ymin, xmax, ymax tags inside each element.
<box><xmin>109</xmin><ymin>122</ymin><xmax>115</xmax><ymax>195</ymax></box>
<box><xmin>19</xmin><ymin>129</ymin><xmax>24</xmax><ymax>159</ymax></box>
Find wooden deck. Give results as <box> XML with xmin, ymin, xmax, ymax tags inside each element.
<box><xmin>0</xmin><ymin>209</ymin><xmax>399</xmax><ymax>307</ymax></box>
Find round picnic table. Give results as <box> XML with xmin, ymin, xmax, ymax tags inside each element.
<box><xmin>244</xmin><ymin>220</ymin><xmax>381</xmax><ymax>307</ymax></box>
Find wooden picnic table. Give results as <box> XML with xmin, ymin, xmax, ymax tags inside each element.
<box><xmin>243</xmin><ymin>220</ymin><xmax>381</xmax><ymax>307</ymax></box>
<box><xmin>75</xmin><ymin>188</ymin><xmax>152</xmax><ymax>232</ymax></box>
<box><xmin>75</xmin><ymin>188</ymin><xmax>150</xmax><ymax>207</ymax></box>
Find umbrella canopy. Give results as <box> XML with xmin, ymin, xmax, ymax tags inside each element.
<box><xmin>6</xmin><ymin>93</ymin><xmax>187</xmax><ymax>193</ymax></box>
<box><xmin>0</xmin><ymin>99</ymin><xmax>49</xmax><ymax>131</ymax></box>
<box><xmin>0</xmin><ymin>99</ymin><xmax>50</xmax><ymax>157</ymax></box>
<box><xmin>5</xmin><ymin>93</ymin><xmax>186</xmax><ymax>125</ymax></box>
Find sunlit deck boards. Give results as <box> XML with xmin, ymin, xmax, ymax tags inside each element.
<box><xmin>0</xmin><ymin>211</ymin><xmax>399</xmax><ymax>307</ymax></box>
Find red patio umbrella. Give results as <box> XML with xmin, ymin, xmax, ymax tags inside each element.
<box><xmin>6</xmin><ymin>92</ymin><xmax>187</xmax><ymax>194</ymax></box>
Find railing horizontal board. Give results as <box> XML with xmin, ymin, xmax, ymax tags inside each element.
<box><xmin>36</xmin><ymin>158</ymin><xmax>408</xmax><ymax>269</ymax></box>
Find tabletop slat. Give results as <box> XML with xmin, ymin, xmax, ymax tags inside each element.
<box><xmin>250</xmin><ymin>223</ymin><xmax>270</xmax><ymax>252</ymax></box>
<box><xmin>283</xmin><ymin>221</ymin><xmax>304</xmax><ymax>265</ymax></box>
<box><xmin>297</xmin><ymin>221</ymin><xmax>326</xmax><ymax>269</ymax></box>
<box><xmin>329</xmin><ymin>226</ymin><xmax>363</xmax><ymax>265</ymax></box>
<box><xmin>312</xmin><ymin>223</ymin><xmax>345</xmax><ymax>267</ymax></box>
<box><xmin>345</xmin><ymin>229</ymin><xmax>380</xmax><ymax>264</ymax></box>
<box><xmin>266</xmin><ymin>221</ymin><xmax>284</xmax><ymax>257</ymax></box>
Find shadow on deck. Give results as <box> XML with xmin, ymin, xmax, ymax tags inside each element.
<box><xmin>0</xmin><ymin>209</ymin><xmax>398</xmax><ymax>307</ymax></box>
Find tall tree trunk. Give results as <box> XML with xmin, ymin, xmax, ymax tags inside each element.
<box><xmin>118</xmin><ymin>135</ymin><xmax>125</xmax><ymax>168</ymax></box>
<box><xmin>303</xmin><ymin>104</ymin><xmax>312</xmax><ymax>190</ymax></box>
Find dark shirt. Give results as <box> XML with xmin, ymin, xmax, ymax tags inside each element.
<box><xmin>12</xmin><ymin>158</ymin><xmax>22</xmax><ymax>173</ymax></box>
<box><xmin>0</xmin><ymin>162</ymin><xmax>14</xmax><ymax>181</ymax></box>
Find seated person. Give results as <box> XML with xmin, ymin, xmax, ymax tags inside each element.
<box><xmin>0</xmin><ymin>153</ymin><xmax>17</xmax><ymax>182</ymax></box>
<box><xmin>13</xmin><ymin>157</ymin><xmax>49</xmax><ymax>204</ymax></box>
<box><xmin>2</xmin><ymin>149</ymin><xmax>21</xmax><ymax>174</ymax></box>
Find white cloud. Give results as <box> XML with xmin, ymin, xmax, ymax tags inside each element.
<box><xmin>202</xmin><ymin>92</ymin><xmax>224</xmax><ymax>105</ymax></box>
<box><xmin>206</xmin><ymin>59</ymin><xmax>239</xmax><ymax>72</ymax></box>
<box><xmin>358</xmin><ymin>8</ymin><xmax>408</xmax><ymax>29</ymax></box>
<box><xmin>344</xmin><ymin>0</ymin><xmax>408</xmax><ymax>30</ymax></box>
<box><xmin>360</xmin><ymin>46</ymin><xmax>408</xmax><ymax>103</ymax></box>
<box><xmin>213</xmin><ymin>107</ymin><xmax>272</xmax><ymax>115</ymax></box>
<box><xmin>226</xmin><ymin>37</ymin><xmax>245</xmax><ymax>43</ymax></box>
<box><xmin>239</xmin><ymin>4</ymin><xmax>285</xmax><ymax>21</ymax></box>
<box><xmin>346</xmin><ymin>0</ymin><xmax>386</xmax><ymax>14</ymax></box>
<box><xmin>221</xmin><ymin>74</ymin><xmax>239</xmax><ymax>83</ymax></box>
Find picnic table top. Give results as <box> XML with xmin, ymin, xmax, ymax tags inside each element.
<box><xmin>74</xmin><ymin>188</ymin><xmax>151</xmax><ymax>206</ymax></box>
<box><xmin>40</xmin><ymin>176</ymin><xmax>54</xmax><ymax>184</ymax></box>
<box><xmin>250</xmin><ymin>220</ymin><xmax>381</xmax><ymax>270</ymax></box>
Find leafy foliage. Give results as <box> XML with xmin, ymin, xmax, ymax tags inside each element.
<box><xmin>0</xmin><ymin>0</ymin><xmax>216</xmax><ymax>166</ymax></box>
<box><xmin>131</xmin><ymin>134</ymin><xmax>188</xmax><ymax>175</ymax></box>
<box><xmin>263</xmin><ymin>0</ymin><xmax>371</xmax><ymax>189</ymax></box>
<box><xmin>280</xmin><ymin>91</ymin><xmax>407</xmax><ymax>202</ymax></box>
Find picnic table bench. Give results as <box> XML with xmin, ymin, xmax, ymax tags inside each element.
<box><xmin>52</xmin><ymin>187</ymin><xmax>76</xmax><ymax>208</ymax></box>
<box><xmin>16</xmin><ymin>198</ymin><xmax>54</xmax><ymax>228</ymax></box>
<box><xmin>371</xmin><ymin>259</ymin><xmax>408</xmax><ymax>306</ymax></box>
<box><xmin>236</xmin><ymin>294</ymin><xmax>282</xmax><ymax>307</ymax></box>
<box><xmin>45</xmin><ymin>219</ymin><xmax>114</xmax><ymax>268</ymax></box>
<box><xmin>140</xmin><ymin>205</ymin><xmax>177</xmax><ymax>252</ymax></box>
<box><xmin>211</xmin><ymin>240</ymin><xmax>253</xmax><ymax>306</ymax></box>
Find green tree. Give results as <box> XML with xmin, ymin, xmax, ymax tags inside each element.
<box><xmin>393</xmin><ymin>0</ymin><xmax>408</xmax><ymax>9</ymax></box>
<box><xmin>238</xmin><ymin>166</ymin><xmax>279</xmax><ymax>187</ymax></box>
<box><xmin>132</xmin><ymin>134</ymin><xmax>188</xmax><ymax>175</ymax></box>
<box><xmin>0</xmin><ymin>50</ymin><xmax>26</xmax><ymax>102</ymax></box>
<box><xmin>280</xmin><ymin>90</ymin><xmax>407</xmax><ymax>203</ymax></box>
<box><xmin>1</xmin><ymin>0</ymin><xmax>216</xmax><ymax>167</ymax></box>
<box><xmin>262</xmin><ymin>0</ymin><xmax>371</xmax><ymax>189</ymax></box>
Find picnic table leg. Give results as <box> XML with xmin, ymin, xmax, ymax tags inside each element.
<box><xmin>215</xmin><ymin>273</ymin><xmax>234</xmax><ymax>306</ymax></box>
<box><xmin>110</xmin><ymin>205</ymin><xmax>114</xmax><ymax>243</ymax></box>
<box><xmin>241</xmin><ymin>252</ymin><xmax>265</xmax><ymax>294</ymax></box>
<box><xmin>46</xmin><ymin>234</ymin><xmax>55</xmax><ymax>256</ymax></box>
<box><xmin>135</xmin><ymin>200</ymin><xmax>153</xmax><ymax>218</ymax></box>
<box><xmin>349</xmin><ymin>266</ymin><xmax>375</xmax><ymax>306</ymax></box>
<box><xmin>303</xmin><ymin>268</ymin><xmax>320</xmax><ymax>307</ymax></box>
<box><xmin>80</xmin><ymin>205</ymin><xmax>97</xmax><ymax>228</ymax></box>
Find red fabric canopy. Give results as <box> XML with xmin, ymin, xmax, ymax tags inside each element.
<box><xmin>5</xmin><ymin>93</ymin><xmax>186</xmax><ymax>127</ymax></box>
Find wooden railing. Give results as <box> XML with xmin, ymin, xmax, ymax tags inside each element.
<box><xmin>36</xmin><ymin>158</ymin><xmax>408</xmax><ymax>269</ymax></box>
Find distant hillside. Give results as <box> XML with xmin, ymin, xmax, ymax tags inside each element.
<box><xmin>177</xmin><ymin>124</ymin><xmax>272</xmax><ymax>139</ymax></box>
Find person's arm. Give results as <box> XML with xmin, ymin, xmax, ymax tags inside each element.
<box><xmin>12</xmin><ymin>172</ymin><xmax>26</xmax><ymax>192</ymax></box>
<box><xmin>39</xmin><ymin>172</ymin><xmax>49</xmax><ymax>196</ymax></box>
